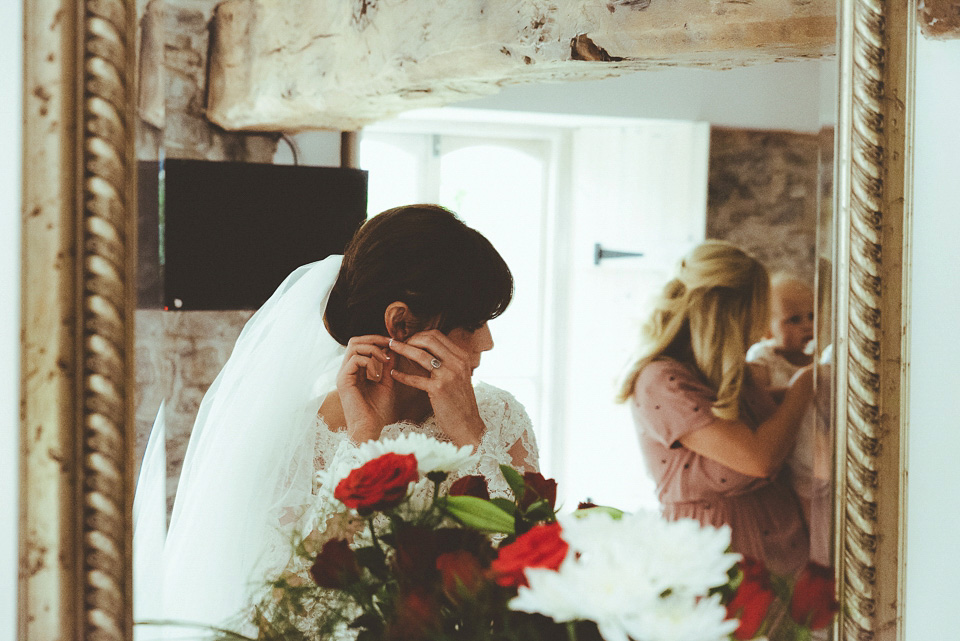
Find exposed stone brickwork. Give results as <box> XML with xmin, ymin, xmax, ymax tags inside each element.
<box><xmin>706</xmin><ymin>127</ymin><xmax>823</xmax><ymax>282</ymax></box>
<box><xmin>137</xmin><ymin>0</ymin><xmax>280</xmax><ymax>160</ymax></box>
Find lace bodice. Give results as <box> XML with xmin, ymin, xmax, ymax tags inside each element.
<box><xmin>313</xmin><ymin>382</ymin><xmax>539</xmax><ymax>500</ymax></box>
<box><xmin>247</xmin><ymin>383</ymin><xmax>540</xmax><ymax>640</ymax></box>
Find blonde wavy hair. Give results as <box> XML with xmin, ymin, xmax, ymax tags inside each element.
<box><xmin>616</xmin><ymin>240</ymin><xmax>770</xmax><ymax>420</ymax></box>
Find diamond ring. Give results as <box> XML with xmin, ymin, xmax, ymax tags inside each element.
<box><xmin>430</xmin><ymin>357</ymin><xmax>442</xmax><ymax>369</ymax></box>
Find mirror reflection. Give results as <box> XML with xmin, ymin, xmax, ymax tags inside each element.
<box><xmin>132</xmin><ymin>6</ymin><xmax>837</xmax><ymax>635</ymax></box>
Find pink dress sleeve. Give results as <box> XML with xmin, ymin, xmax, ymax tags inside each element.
<box><xmin>632</xmin><ymin>359</ymin><xmax>722</xmax><ymax>448</ymax></box>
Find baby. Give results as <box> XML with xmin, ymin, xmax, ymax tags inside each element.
<box><xmin>747</xmin><ymin>274</ymin><xmax>815</xmax><ymax>392</ymax></box>
<box><xmin>747</xmin><ymin>275</ymin><xmax>825</xmax><ymax>552</ymax></box>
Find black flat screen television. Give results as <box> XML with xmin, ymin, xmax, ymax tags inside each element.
<box><xmin>139</xmin><ymin>159</ymin><xmax>368</xmax><ymax>311</ymax></box>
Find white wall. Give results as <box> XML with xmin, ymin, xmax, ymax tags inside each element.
<box><xmin>458</xmin><ymin>59</ymin><xmax>836</xmax><ymax>132</ymax></box>
<box><xmin>1</xmin><ymin>2</ymin><xmax>23</xmax><ymax>640</ymax></box>
<box><xmin>905</xmin><ymin>33</ymin><xmax>960</xmax><ymax>639</ymax></box>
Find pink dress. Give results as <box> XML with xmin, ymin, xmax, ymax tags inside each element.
<box><xmin>630</xmin><ymin>358</ymin><xmax>809</xmax><ymax>576</ymax></box>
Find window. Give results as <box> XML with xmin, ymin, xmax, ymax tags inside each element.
<box><xmin>361</xmin><ymin>112</ymin><xmax>708</xmax><ymax>511</ymax></box>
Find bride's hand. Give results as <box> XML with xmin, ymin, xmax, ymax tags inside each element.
<box><xmin>337</xmin><ymin>335</ymin><xmax>395</xmax><ymax>443</ymax></box>
<box><xmin>388</xmin><ymin>330</ymin><xmax>485</xmax><ymax>448</ymax></box>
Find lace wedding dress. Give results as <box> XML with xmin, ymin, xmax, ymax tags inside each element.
<box><xmin>250</xmin><ymin>382</ymin><xmax>541</xmax><ymax>641</ymax></box>
<box><xmin>313</xmin><ymin>381</ymin><xmax>539</xmax><ymax>495</ymax></box>
<box><xmin>133</xmin><ymin>256</ymin><xmax>540</xmax><ymax>640</ymax></box>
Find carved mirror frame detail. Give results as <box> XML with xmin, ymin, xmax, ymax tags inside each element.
<box><xmin>21</xmin><ymin>0</ymin><xmax>136</xmax><ymax>639</ymax></box>
<box><xmin>834</xmin><ymin>0</ymin><xmax>913</xmax><ymax>639</ymax></box>
<box><xmin>18</xmin><ymin>0</ymin><xmax>911</xmax><ymax>639</ymax></box>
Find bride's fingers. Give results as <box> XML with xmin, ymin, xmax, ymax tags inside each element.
<box><xmin>386</xmin><ymin>339</ymin><xmax>447</xmax><ymax>373</ymax></box>
<box><xmin>341</xmin><ymin>354</ymin><xmax>384</xmax><ymax>382</ymax></box>
<box><xmin>405</xmin><ymin>330</ymin><xmax>467</xmax><ymax>363</ymax></box>
<box><xmin>365</xmin><ymin>358</ymin><xmax>384</xmax><ymax>382</ymax></box>
<box><xmin>389</xmin><ymin>368</ymin><xmax>430</xmax><ymax>391</ymax></box>
<box><xmin>345</xmin><ymin>336</ymin><xmax>392</xmax><ymax>363</ymax></box>
<box><xmin>348</xmin><ymin>334</ymin><xmax>392</xmax><ymax>347</ymax></box>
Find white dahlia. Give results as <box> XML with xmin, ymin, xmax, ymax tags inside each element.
<box><xmin>509</xmin><ymin>510</ymin><xmax>740</xmax><ymax>641</ymax></box>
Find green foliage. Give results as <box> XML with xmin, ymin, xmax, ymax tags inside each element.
<box><xmin>439</xmin><ymin>495</ymin><xmax>516</xmax><ymax>534</ymax></box>
<box><xmin>498</xmin><ymin>465</ymin><xmax>526</xmax><ymax>500</ymax></box>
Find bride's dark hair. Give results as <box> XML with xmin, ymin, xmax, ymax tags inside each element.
<box><xmin>324</xmin><ymin>204</ymin><xmax>514</xmax><ymax>346</ymax></box>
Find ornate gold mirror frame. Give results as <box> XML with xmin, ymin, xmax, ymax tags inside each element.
<box><xmin>18</xmin><ymin>0</ymin><xmax>914</xmax><ymax>639</ymax></box>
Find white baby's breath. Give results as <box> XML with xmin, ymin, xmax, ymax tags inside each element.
<box><xmin>509</xmin><ymin>510</ymin><xmax>740</xmax><ymax>641</ymax></box>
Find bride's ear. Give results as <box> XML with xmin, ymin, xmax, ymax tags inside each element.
<box><xmin>384</xmin><ymin>302</ymin><xmax>414</xmax><ymax>340</ymax></box>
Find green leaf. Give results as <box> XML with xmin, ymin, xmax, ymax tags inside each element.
<box><xmin>523</xmin><ymin>499</ymin><xmax>556</xmax><ymax>517</ymax></box>
<box><xmin>499</xmin><ymin>464</ymin><xmax>526</xmax><ymax>501</ymax></box>
<box><xmin>570</xmin><ymin>505</ymin><xmax>625</xmax><ymax>520</ymax></box>
<box><xmin>521</xmin><ymin>503</ymin><xmax>558</xmax><ymax>526</ymax></box>
<box><xmin>440</xmin><ymin>495</ymin><xmax>516</xmax><ymax>534</ymax></box>
<box><xmin>490</xmin><ymin>498</ymin><xmax>518</xmax><ymax>514</ymax></box>
<box><xmin>770</xmin><ymin>573</ymin><xmax>792</xmax><ymax>601</ymax></box>
<box><xmin>349</xmin><ymin>613</ymin><xmax>382</xmax><ymax>630</ymax></box>
<box><xmin>794</xmin><ymin>624</ymin><xmax>813</xmax><ymax>641</ymax></box>
<box><xmin>353</xmin><ymin>546</ymin><xmax>388</xmax><ymax>579</ymax></box>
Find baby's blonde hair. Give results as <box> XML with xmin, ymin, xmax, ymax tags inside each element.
<box><xmin>617</xmin><ymin>240</ymin><xmax>770</xmax><ymax>420</ymax></box>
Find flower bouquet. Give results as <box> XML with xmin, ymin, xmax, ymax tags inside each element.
<box><xmin>238</xmin><ymin>434</ymin><xmax>836</xmax><ymax>641</ymax></box>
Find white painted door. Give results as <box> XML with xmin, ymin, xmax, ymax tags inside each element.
<box><xmin>360</xmin><ymin>120</ymin><xmax>710</xmax><ymax>513</ymax></box>
<box><xmin>556</xmin><ymin>123</ymin><xmax>709</xmax><ymax>511</ymax></box>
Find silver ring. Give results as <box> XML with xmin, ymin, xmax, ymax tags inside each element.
<box><xmin>388</xmin><ymin>338</ymin><xmax>394</xmax><ymax>349</ymax></box>
<box><xmin>430</xmin><ymin>357</ymin><xmax>442</xmax><ymax>369</ymax></box>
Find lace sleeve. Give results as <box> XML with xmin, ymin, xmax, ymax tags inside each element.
<box><xmin>469</xmin><ymin>384</ymin><xmax>540</xmax><ymax>498</ymax></box>
<box><xmin>314</xmin><ymin>420</ymin><xmax>353</xmax><ymax>476</ymax></box>
<box><xmin>311</xmin><ymin>386</ymin><xmax>540</xmax><ymax>503</ymax></box>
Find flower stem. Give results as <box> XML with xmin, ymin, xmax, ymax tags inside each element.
<box><xmin>367</xmin><ymin>517</ymin><xmax>384</xmax><ymax>557</ymax></box>
<box><xmin>566</xmin><ymin>621</ymin><xmax>578</xmax><ymax>641</ymax></box>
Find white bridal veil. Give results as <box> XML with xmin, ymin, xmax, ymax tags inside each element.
<box><xmin>134</xmin><ymin>256</ymin><xmax>345</xmax><ymax>638</ymax></box>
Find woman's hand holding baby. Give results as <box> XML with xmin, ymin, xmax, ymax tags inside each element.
<box><xmin>785</xmin><ymin>365</ymin><xmax>815</xmax><ymax>407</ymax></box>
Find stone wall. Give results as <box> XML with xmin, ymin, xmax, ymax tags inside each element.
<box><xmin>137</xmin><ymin>0</ymin><xmax>281</xmax><ymax>161</ymax></box>
<box><xmin>135</xmin><ymin>0</ymin><xmax>285</xmax><ymax>513</ymax></box>
<box><xmin>706</xmin><ymin>127</ymin><xmax>825</xmax><ymax>282</ymax></box>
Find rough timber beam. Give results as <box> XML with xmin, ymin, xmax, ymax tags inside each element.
<box><xmin>919</xmin><ymin>0</ymin><xmax>960</xmax><ymax>39</ymax></box>
<box><xmin>206</xmin><ymin>0</ymin><xmax>836</xmax><ymax>131</ymax></box>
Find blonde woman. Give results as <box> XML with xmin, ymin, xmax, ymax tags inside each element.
<box><xmin>618</xmin><ymin>240</ymin><xmax>813</xmax><ymax>575</ymax></box>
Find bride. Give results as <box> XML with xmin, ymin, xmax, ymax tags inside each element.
<box><xmin>134</xmin><ymin>204</ymin><xmax>540</xmax><ymax>637</ymax></box>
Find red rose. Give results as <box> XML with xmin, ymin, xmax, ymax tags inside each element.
<box><xmin>727</xmin><ymin>557</ymin><xmax>776</xmax><ymax>640</ymax></box>
<box><xmin>395</xmin><ymin>525</ymin><xmax>495</xmax><ymax>590</ymax></box>
<box><xmin>437</xmin><ymin>550</ymin><xmax>486</xmax><ymax>602</ymax></box>
<box><xmin>450</xmin><ymin>474</ymin><xmax>490</xmax><ymax>500</ymax></box>
<box><xmin>491</xmin><ymin>522</ymin><xmax>569</xmax><ymax>588</ymax></box>
<box><xmin>790</xmin><ymin>562</ymin><xmax>839</xmax><ymax>629</ymax></box>
<box><xmin>334</xmin><ymin>452</ymin><xmax>418</xmax><ymax>512</ymax></box>
<box><xmin>308</xmin><ymin>538</ymin><xmax>361</xmax><ymax>589</ymax></box>
<box><xmin>387</xmin><ymin>590</ymin><xmax>441</xmax><ymax>641</ymax></box>
<box><xmin>519</xmin><ymin>472</ymin><xmax>558</xmax><ymax>511</ymax></box>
